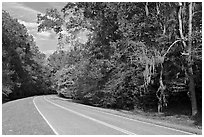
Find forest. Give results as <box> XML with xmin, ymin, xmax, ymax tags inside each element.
<box><xmin>2</xmin><ymin>2</ymin><xmax>202</xmax><ymax>119</ymax></box>
<box><xmin>2</xmin><ymin>10</ymin><xmax>55</xmax><ymax>101</ymax></box>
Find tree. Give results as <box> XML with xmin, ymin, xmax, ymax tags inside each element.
<box><xmin>176</xmin><ymin>2</ymin><xmax>202</xmax><ymax>116</ymax></box>
<box><xmin>2</xmin><ymin>10</ymin><xmax>53</xmax><ymax>100</ymax></box>
<box><xmin>36</xmin><ymin>2</ymin><xmax>202</xmax><ymax>114</ymax></box>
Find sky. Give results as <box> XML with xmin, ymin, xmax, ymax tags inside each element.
<box><xmin>2</xmin><ymin>2</ymin><xmax>88</xmax><ymax>55</ymax></box>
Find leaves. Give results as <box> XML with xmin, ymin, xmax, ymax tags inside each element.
<box><xmin>2</xmin><ymin>10</ymin><xmax>54</xmax><ymax>100</ymax></box>
<box><xmin>37</xmin><ymin>2</ymin><xmax>201</xmax><ymax>112</ymax></box>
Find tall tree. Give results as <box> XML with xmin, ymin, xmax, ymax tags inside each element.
<box><xmin>187</xmin><ymin>2</ymin><xmax>197</xmax><ymax>117</ymax></box>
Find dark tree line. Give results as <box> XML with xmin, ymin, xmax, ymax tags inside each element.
<box><xmin>2</xmin><ymin>10</ymin><xmax>54</xmax><ymax>101</ymax></box>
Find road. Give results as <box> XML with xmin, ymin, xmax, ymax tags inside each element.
<box><xmin>33</xmin><ymin>95</ymin><xmax>195</xmax><ymax>135</ymax></box>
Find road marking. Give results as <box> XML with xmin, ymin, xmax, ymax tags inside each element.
<box><xmin>33</xmin><ymin>97</ymin><xmax>59</xmax><ymax>135</ymax></box>
<box><xmin>52</xmin><ymin>96</ymin><xmax>195</xmax><ymax>135</ymax></box>
<box><xmin>44</xmin><ymin>96</ymin><xmax>136</xmax><ymax>135</ymax></box>
<box><xmin>79</xmin><ymin>105</ymin><xmax>195</xmax><ymax>135</ymax></box>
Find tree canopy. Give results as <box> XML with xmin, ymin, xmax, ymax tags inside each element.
<box><xmin>2</xmin><ymin>10</ymin><xmax>54</xmax><ymax>101</ymax></box>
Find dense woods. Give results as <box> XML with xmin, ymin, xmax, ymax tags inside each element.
<box><xmin>3</xmin><ymin>2</ymin><xmax>202</xmax><ymax>118</ymax></box>
<box><xmin>2</xmin><ymin>10</ymin><xmax>54</xmax><ymax>101</ymax></box>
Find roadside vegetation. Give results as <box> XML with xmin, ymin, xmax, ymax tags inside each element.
<box><xmin>2</xmin><ymin>2</ymin><xmax>202</xmax><ymax>127</ymax></box>
<box><xmin>2</xmin><ymin>10</ymin><xmax>55</xmax><ymax>102</ymax></box>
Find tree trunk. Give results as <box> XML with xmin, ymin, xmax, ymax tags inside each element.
<box><xmin>156</xmin><ymin>63</ymin><xmax>166</xmax><ymax>113</ymax></box>
<box><xmin>178</xmin><ymin>2</ymin><xmax>197</xmax><ymax>117</ymax></box>
<box><xmin>178</xmin><ymin>2</ymin><xmax>187</xmax><ymax>48</ymax></box>
<box><xmin>145</xmin><ymin>2</ymin><xmax>149</xmax><ymax>16</ymax></box>
<box><xmin>188</xmin><ymin>2</ymin><xmax>197</xmax><ymax>117</ymax></box>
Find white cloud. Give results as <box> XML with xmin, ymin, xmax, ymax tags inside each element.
<box><xmin>43</xmin><ymin>49</ymin><xmax>55</xmax><ymax>54</ymax></box>
<box><xmin>2</xmin><ymin>2</ymin><xmax>42</xmax><ymax>22</ymax></box>
<box><xmin>3</xmin><ymin>2</ymin><xmax>42</xmax><ymax>14</ymax></box>
<box><xmin>37</xmin><ymin>31</ymin><xmax>52</xmax><ymax>37</ymax></box>
<box><xmin>2</xmin><ymin>2</ymin><xmax>60</xmax><ymax>53</ymax></box>
<box><xmin>18</xmin><ymin>20</ymin><xmax>38</xmax><ymax>28</ymax></box>
<box><xmin>18</xmin><ymin>4</ymin><xmax>42</xmax><ymax>15</ymax></box>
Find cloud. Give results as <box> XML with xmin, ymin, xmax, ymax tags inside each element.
<box><xmin>15</xmin><ymin>3</ymin><xmax>42</xmax><ymax>15</ymax></box>
<box><xmin>36</xmin><ymin>39</ymin><xmax>58</xmax><ymax>52</ymax></box>
<box><xmin>2</xmin><ymin>2</ymin><xmax>60</xmax><ymax>53</ymax></box>
<box><xmin>18</xmin><ymin>20</ymin><xmax>38</xmax><ymax>28</ymax></box>
<box><xmin>2</xmin><ymin>2</ymin><xmax>42</xmax><ymax>22</ymax></box>
<box><xmin>17</xmin><ymin>20</ymin><xmax>40</xmax><ymax>41</ymax></box>
<box><xmin>37</xmin><ymin>31</ymin><xmax>52</xmax><ymax>37</ymax></box>
<box><xmin>43</xmin><ymin>49</ymin><xmax>56</xmax><ymax>55</ymax></box>
<box><xmin>18</xmin><ymin>20</ymin><xmax>58</xmax><ymax>51</ymax></box>
<box><xmin>18</xmin><ymin>20</ymin><xmax>56</xmax><ymax>40</ymax></box>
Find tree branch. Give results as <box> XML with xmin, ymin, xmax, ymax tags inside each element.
<box><xmin>162</xmin><ymin>40</ymin><xmax>181</xmax><ymax>57</ymax></box>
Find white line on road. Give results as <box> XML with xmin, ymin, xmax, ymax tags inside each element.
<box><xmin>52</xmin><ymin>96</ymin><xmax>195</xmax><ymax>135</ymax></box>
<box><xmin>33</xmin><ymin>97</ymin><xmax>59</xmax><ymax>135</ymax></box>
<box><xmin>78</xmin><ymin>104</ymin><xmax>195</xmax><ymax>135</ymax></box>
<box><xmin>44</xmin><ymin>96</ymin><xmax>136</xmax><ymax>135</ymax></box>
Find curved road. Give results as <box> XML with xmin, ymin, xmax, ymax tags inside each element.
<box><xmin>32</xmin><ymin>95</ymin><xmax>195</xmax><ymax>135</ymax></box>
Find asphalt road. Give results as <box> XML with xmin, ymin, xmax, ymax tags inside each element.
<box><xmin>33</xmin><ymin>95</ymin><xmax>195</xmax><ymax>135</ymax></box>
<box><xmin>2</xmin><ymin>97</ymin><xmax>54</xmax><ymax>135</ymax></box>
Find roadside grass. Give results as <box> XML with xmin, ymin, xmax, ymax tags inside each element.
<box><xmin>2</xmin><ymin>96</ymin><xmax>55</xmax><ymax>135</ymax></box>
<box><xmin>130</xmin><ymin>102</ymin><xmax>202</xmax><ymax>129</ymax></box>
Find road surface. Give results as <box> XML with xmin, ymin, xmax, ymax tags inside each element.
<box><xmin>33</xmin><ymin>95</ymin><xmax>195</xmax><ymax>135</ymax></box>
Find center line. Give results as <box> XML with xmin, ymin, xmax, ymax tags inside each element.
<box><xmin>44</xmin><ymin>96</ymin><xmax>136</xmax><ymax>135</ymax></box>
<box><xmin>33</xmin><ymin>97</ymin><xmax>59</xmax><ymax>135</ymax></box>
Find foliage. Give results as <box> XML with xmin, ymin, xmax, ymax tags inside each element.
<box><xmin>2</xmin><ymin>10</ymin><xmax>54</xmax><ymax>100</ymax></box>
<box><xmin>37</xmin><ymin>2</ymin><xmax>202</xmax><ymax>113</ymax></box>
